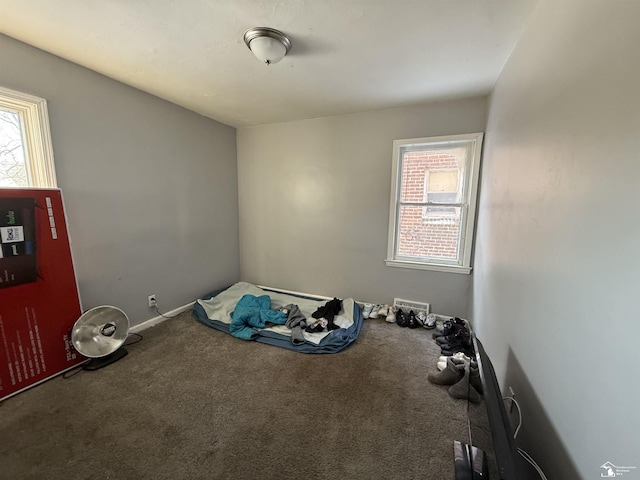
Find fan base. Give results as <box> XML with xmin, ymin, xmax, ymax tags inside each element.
<box><xmin>83</xmin><ymin>348</ymin><xmax>128</xmax><ymax>371</ymax></box>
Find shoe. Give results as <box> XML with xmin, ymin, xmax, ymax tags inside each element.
<box><xmin>452</xmin><ymin>318</ymin><xmax>469</xmax><ymax>332</ymax></box>
<box><xmin>438</xmin><ymin>352</ymin><xmax>472</xmax><ymax>363</ymax></box>
<box><xmin>416</xmin><ymin>311</ymin><xmax>427</xmax><ymax>327</ymax></box>
<box><xmin>362</xmin><ymin>303</ymin><xmax>374</xmax><ymax>319</ymax></box>
<box><xmin>407</xmin><ymin>310</ymin><xmax>420</xmax><ymax>329</ymax></box>
<box><xmin>437</xmin><ymin>352</ymin><xmax>472</xmax><ymax>371</ymax></box>
<box><xmin>439</xmin><ymin>339</ymin><xmax>472</xmax><ymax>354</ymax></box>
<box><xmin>449</xmin><ymin>366</ymin><xmax>482</xmax><ymax>404</ymax></box>
<box><xmin>439</xmin><ymin>329</ymin><xmax>471</xmax><ymax>347</ymax></box>
<box><xmin>434</xmin><ymin>317</ymin><xmax>466</xmax><ymax>332</ymax></box>
<box><xmin>385</xmin><ymin>306</ymin><xmax>396</xmax><ymax>323</ymax></box>
<box><xmin>377</xmin><ymin>305</ymin><xmax>389</xmax><ymax>318</ymax></box>
<box><xmin>435</xmin><ymin>320</ymin><xmax>449</xmax><ymax>332</ymax></box>
<box><xmin>396</xmin><ymin>309</ymin><xmax>408</xmax><ymax>327</ymax></box>
<box><xmin>441</xmin><ymin>344</ymin><xmax>475</xmax><ymax>358</ymax></box>
<box><xmin>435</xmin><ymin>323</ymin><xmax>470</xmax><ymax>343</ymax></box>
<box><xmin>428</xmin><ymin>357</ymin><xmax>465</xmax><ymax>385</ymax></box>
<box><xmin>432</xmin><ymin>321</ymin><xmax>454</xmax><ymax>338</ymax></box>
<box><xmin>368</xmin><ymin>304</ymin><xmax>381</xmax><ymax>319</ymax></box>
<box><xmin>435</xmin><ymin>329</ymin><xmax>467</xmax><ymax>345</ymax></box>
<box><xmin>424</xmin><ymin>313</ymin><xmax>437</xmax><ymax>329</ymax></box>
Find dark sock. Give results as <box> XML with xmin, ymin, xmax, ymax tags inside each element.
<box><xmin>312</xmin><ymin>305</ymin><xmax>327</xmax><ymax>319</ymax></box>
<box><xmin>305</xmin><ymin>324</ymin><xmax>324</xmax><ymax>333</ymax></box>
<box><xmin>312</xmin><ymin>298</ymin><xmax>342</xmax><ymax>321</ymax></box>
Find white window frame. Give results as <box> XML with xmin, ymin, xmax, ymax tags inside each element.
<box><xmin>0</xmin><ymin>85</ymin><xmax>57</xmax><ymax>188</ymax></box>
<box><xmin>386</xmin><ymin>132</ymin><xmax>483</xmax><ymax>274</ymax></box>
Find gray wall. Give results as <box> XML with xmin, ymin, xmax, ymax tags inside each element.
<box><xmin>0</xmin><ymin>34</ymin><xmax>240</xmax><ymax>326</ymax></box>
<box><xmin>237</xmin><ymin>98</ymin><xmax>487</xmax><ymax>317</ymax></box>
<box><xmin>474</xmin><ymin>2</ymin><xmax>640</xmax><ymax>479</ymax></box>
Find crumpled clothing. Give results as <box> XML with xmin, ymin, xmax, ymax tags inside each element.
<box><xmin>305</xmin><ymin>318</ymin><xmax>328</xmax><ymax>333</ymax></box>
<box><xmin>311</xmin><ymin>298</ymin><xmax>343</xmax><ymax>330</ymax></box>
<box><xmin>279</xmin><ymin>304</ymin><xmax>307</xmax><ymax>345</ymax></box>
<box><xmin>229</xmin><ymin>294</ymin><xmax>287</xmax><ymax>340</ymax></box>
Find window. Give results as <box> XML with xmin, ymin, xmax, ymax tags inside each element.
<box><xmin>386</xmin><ymin>132</ymin><xmax>483</xmax><ymax>274</ymax></box>
<box><xmin>0</xmin><ymin>86</ymin><xmax>56</xmax><ymax>188</ymax></box>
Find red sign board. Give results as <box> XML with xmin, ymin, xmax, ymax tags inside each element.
<box><xmin>0</xmin><ymin>188</ymin><xmax>83</xmax><ymax>401</ymax></box>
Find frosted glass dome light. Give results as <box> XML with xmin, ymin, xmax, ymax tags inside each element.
<box><xmin>244</xmin><ymin>27</ymin><xmax>292</xmax><ymax>65</ymax></box>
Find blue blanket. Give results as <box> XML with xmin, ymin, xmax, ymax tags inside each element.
<box><xmin>229</xmin><ymin>294</ymin><xmax>287</xmax><ymax>340</ymax></box>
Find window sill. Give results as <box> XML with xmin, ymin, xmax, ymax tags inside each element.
<box><xmin>385</xmin><ymin>259</ymin><xmax>472</xmax><ymax>274</ymax></box>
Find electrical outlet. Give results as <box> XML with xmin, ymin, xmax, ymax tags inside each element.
<box><xmin>148</xmin><ymin>294</ymin><xmax>157</xmax><ymax>308</ymax></box>
<box><xmin>509</xmin><ymin>386</ymin><xmax>516</xmax><ymax>413</ymax></box>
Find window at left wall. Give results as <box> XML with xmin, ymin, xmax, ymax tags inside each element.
<box><xmin>0</xmin><ymin>86</ymin><xmax>56</xmax><ymax>188</ymax></box>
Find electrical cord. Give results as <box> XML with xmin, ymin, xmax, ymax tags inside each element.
<box><xmin>503</xmin><ymin>396</ymin><xmax>522</xmax><ymax>439</ymax></box>
<box><xmin>154</xmin><ymin>306</ymin><xmax>193</xmax><ymax>319</ymax></box>
<box><xmin>518</xmin><ymin>447</ymin><xmax>549</xmax><ymax>480</ymax></box>
<box><xmin>63</xmin><ymin>332</ymin><xmax>144</xmax><ymax>379</ymax></box>
<box><xmin>62</xmin><ymin>363</ymin><xmax>87</xmax><ymax>379</ymax></box>
<box><xmin>503</xmin><ymin>395</ymin><xmax>548</xmax><ymax>480</ymax></box>
<box><xmin>124</xmin><ymin>332</ymin><xmax>143</xmax><ymax>346</ymax></box>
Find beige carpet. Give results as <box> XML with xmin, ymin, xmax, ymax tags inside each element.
<box><xmin>0</xmin><ymin>310</ymin><xmax>474</xmax><ymax>479</ymax></box>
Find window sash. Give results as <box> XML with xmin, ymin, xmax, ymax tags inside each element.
<box><xmin>393</xmin><ymin>202</ymin><xmax>468</xmax><ymax>266</ymax></box>
<box><xmin>386</xmin><ymin>132</ymin><xmax>483</xmax><ymax>274</ymax></box>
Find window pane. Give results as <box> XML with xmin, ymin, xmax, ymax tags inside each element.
<box><xmin>0</xmin><ymin>109</ymin><xmax>28</xmax><ymax>187</ymax></box>
<box><xmin>400</xmin><ymin>147</ymin><xmax>466</xmax><ymax>203</ymax></box>
<box><xmin>396</xmin><ymin>204</ymin><xmax>461</xmax><ymax>261</ymax></box>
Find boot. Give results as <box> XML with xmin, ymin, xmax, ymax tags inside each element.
<box><xmin>427</xmin><ymin>357</ymin><xmax>465</xmax><ymax>386</ymax></box>
<box><xmin>448</xmin><ymin>365</ymin><xmax>482</xmax><ymax>403</ymax></box>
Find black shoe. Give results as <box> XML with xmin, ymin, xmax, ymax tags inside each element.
<box><xmin>434</xmin><ymin>318</ymin><xmax>467</xmax><ymax>334</ymax></box>
<box><xmin>407</xmin><ymin>310</ymin><xmax>420</xmax><ymax>329</ymax></box>
<box><xmin>441</xmin><ymin>345</ymin><xmax>475</xmax><ymax>357</ymax></box>
<box><xmin>432</xmin><ymin>321</ymin><xmax>454</xmax><ymax>338</ymax></box>
<box><xmin>439</xmin><ymin>330</ymin><xmax>471</xmax><ymax>347</ymax></box>
<box><xmin>435</xmin><ymin>333</ymin><xmax>457</xmax><ymax>345</ymax></box>
<box><xmin>435</xmin><ymin>323</ymin><xmax>469</xmax><ymax>341</ymax></box>
<box><xmin>396</xmin><ymin>309</ymin><xmax>408</xmax><ymax>327</ymax></box>
<box><xmin>440</xmin><ymin>330</ymin><xmax>474</xmax><ymax>356</ymax></box>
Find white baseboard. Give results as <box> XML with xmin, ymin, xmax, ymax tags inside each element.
<box><xmin>257</xmin><ymin>284</ymin><xmax>334</xmax><ymax>301</ymax></box>
<box><xmin>258</xmin><ymin>284</ymin><xmax>371</xmax><ymax>308</ymax></box>
<box><xmin>130</xmin><ymin>301</ymin><xmax>195</xmax><ymax>333</ymax></box>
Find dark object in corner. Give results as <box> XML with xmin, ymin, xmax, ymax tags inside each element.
<box><xmin>312</xmin><ymin>298</ymin><xmax>342</xmax><ymax>330</ymax></box>
<box><xmin>82</xmin><ymin>348</ymin><xmax>128</xmax><ymax>371</ymax></box>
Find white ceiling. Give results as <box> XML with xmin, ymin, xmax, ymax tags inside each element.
<box><xmin>0</xmin><ymin>1</ymin><xmax>536</xmax><ymax>128</ymax></box>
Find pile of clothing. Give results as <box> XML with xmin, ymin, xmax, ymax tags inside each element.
<box><xmin>230</xmin><ymin>294</ymin><xmax>343</xmax><ymax>345</ymax></box>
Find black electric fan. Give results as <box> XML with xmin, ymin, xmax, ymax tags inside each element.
<box><xmin>71</xmin><ymin>305</ymin><xmax>130</xmax><ymax>370</ymax></box>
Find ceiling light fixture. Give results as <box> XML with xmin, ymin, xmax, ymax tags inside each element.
<box><xmin>243</xmin><ymin>27</ymin><xmax>292</xmax><ymax>65</ymax></box>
